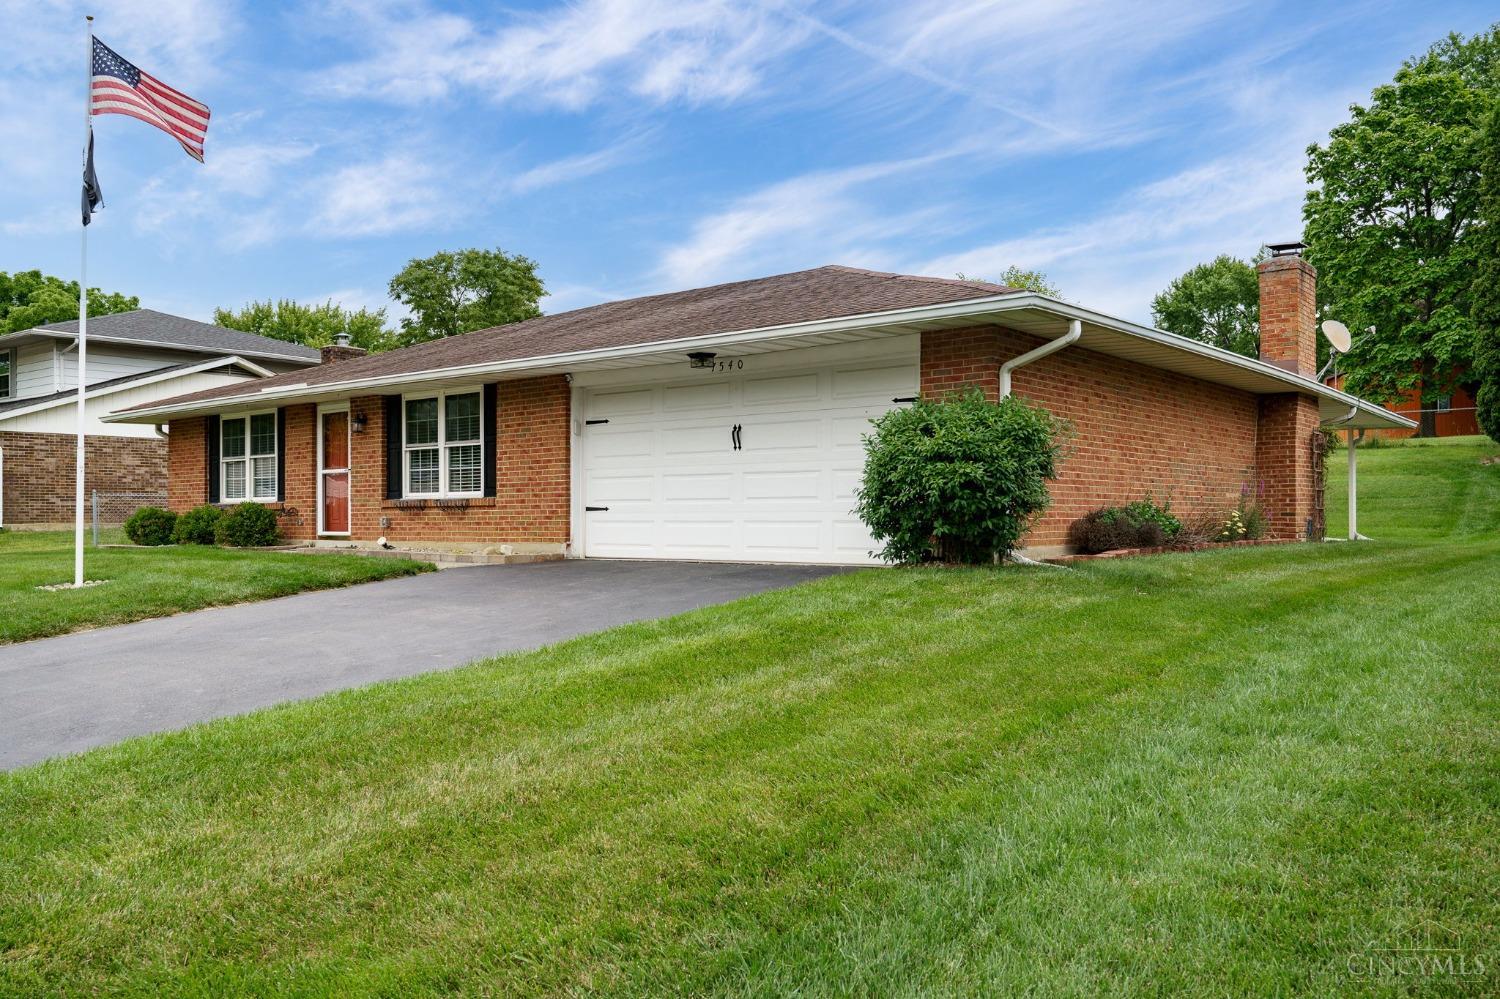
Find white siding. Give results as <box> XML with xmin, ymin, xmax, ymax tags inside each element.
<box><xmin>57</xmin><ymin>344</ymin><xmax>210</xmax><ymax>390</ymax></box>
<box><xmin>13</xmin><ymin>343</ymin><xmax>58</xmax><ymax>399</ymax></box>
<box><xmin>0</xmin><ymin>370</ymin><xmax>259</xmax><ymax>437</ymax></box>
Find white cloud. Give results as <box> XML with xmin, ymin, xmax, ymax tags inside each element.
<box><xmin>509</xmin><ymin>135</ymin><xmax>646</xmax><ymax>194</ymax></box>
<box><xmin>655</xmin><ymin>154</ymin><xmax>957</xmax><ymax>288</ymax></box>
<box><xmin>203</xmin><ymin>141</ymin><xmax>318</xmax><ymax>197</ymax></box>
<box><xmin>315</xmin><ymin>0</ymin><xmax>811</xmax><ymax>109</ymax></box>
<box><xmin>309</xmin><ymin>153</ymin><xmax>454</xmax><ymax>237</ymax></box>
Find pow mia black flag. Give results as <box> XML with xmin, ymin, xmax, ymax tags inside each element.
<box><xmin>82</xmin><ymin>132</ymin><xmax>102</xmax><ymax>226</ymax></box>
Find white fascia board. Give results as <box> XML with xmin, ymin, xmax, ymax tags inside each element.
<box><xmin>0</xmin><ymin>329</ymin><xmax>320</xmax><ymax>366</ymax></box>
<box><xmin>106</xmin><ymin>291</ymin><xmax>1416</xmax><ymax>429</ymax></box>
<box><xmin>5</xmin><ymin>356</ymin><xmax>269</xmax><ymax>424</ymax></box>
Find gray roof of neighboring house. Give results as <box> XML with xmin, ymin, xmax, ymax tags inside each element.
<box><xmin>24</xmin><ymin>309</ymin><xmax>321</xmax><ymax>363</ymax></box>
<box><xmin>123</xmin><ymin>266</ymin><xmax>1017</xmax><ymax>411</ymax></box>
<box><xmin>0</xmin><ymin>357</ymin><xmax>265</xmax><ymax>420</ymax></box>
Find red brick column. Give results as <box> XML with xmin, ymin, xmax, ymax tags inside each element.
<box><xmin>1257</xmin><ymin>255</ymin><xmax>1317</xmax><ymax>376</ymax></box>
<box><xmin>166</xmin><ymin>417</ymin><xmax>207</xmax><ymax>512</ymax></box>
<box><xmin>1255</xmin><ymin>392</ymin><xmax>1322</xmax><ymax>539</ymax></box>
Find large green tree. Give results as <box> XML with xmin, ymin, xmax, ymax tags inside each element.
<box><xmin>1474</xmin><ymin>100</ymin><xmax>1500</xmax><ymax>443</ymax></box>
<box><xmin>0</xmin><ymin>270</ymin><xmax>138</xmax><ymax>334</ymax></box>
<box><xmin>957</xmin><ymin>267</ymin><xmax>1062</xmax><ymax>297</ymax></box>
<box><xmin>1150</xmin><ymin>254</ymin><xmax>1262</xmax><ymax>357</ymax></box>
<box><xmin>213</xmin><ymin>299</ymin><xmax>396</xmax><ymax>353</ymax></box>
<box><xmin>1303</xmin><ymin>26</ymin><xmax>1497</xmax><ymax>434</ymax></box>
<box><xmin>387</xmin><ymin>248</ymin><xmax>545</xmax><ymax>346</ymax></box>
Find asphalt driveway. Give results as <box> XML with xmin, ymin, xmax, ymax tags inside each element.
<box><xmin>0</xmin><ymin>559</ymin><xmax>845</xmax><ymax>770</ymax></box>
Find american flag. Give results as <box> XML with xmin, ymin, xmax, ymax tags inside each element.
<box><xmin>90</xmin><ymin>37</ymin><xmax>210</xmax><ymax>162</ymax></box>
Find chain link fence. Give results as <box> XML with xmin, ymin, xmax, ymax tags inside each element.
<box><xmin>92</xmin><ymin>490</ymin><xmax>168</xmax><ymax>545</ymax></box>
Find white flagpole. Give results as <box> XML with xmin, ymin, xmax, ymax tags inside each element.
<box><xmin>74</xmin><ymin>14</ymin><xmax>93</xmax><ymax>588</ymax></box>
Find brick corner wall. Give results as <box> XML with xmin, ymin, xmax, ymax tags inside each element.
<box><xmin>1</xmin><ymin>430</ymin><xmax>166</xmax><ymax>525</ymax></box>
<box><xmin>1254</xmin><ymin>392</ymin><xmax>1322</xmax><ymax>540</ymax></box>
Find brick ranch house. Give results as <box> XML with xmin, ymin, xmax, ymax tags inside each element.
<box><xmin>0</xmin><ymin>310</ymin><xmax>319</xmax><ymax>528</ymax></box>
<box><xmin>110</xmin><ymin>253</ymin><xmax>1413</xmax><ymax>563</ymax></box>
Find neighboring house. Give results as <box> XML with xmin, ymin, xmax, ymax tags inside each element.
<box><xmin>1322</xmin><ymin>371</ymin><xmax>1482</xmax><ymax>439</ymax></box>
<box><xmin>0</xmin><ymin>310</ymin><xmax>321</xmax><ymax>527</ymax></box>
<box><xmin>112</xmin><ymin>251</ymin><xmax>1413</xmax><ymax>563</ymax></box>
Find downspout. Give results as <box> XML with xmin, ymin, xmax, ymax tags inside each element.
<box><xmin>1000</xmin><ymin>319</ymin><xmax>1081</xmax><ymax>398</ymax></box>
<box><xmin>1000</xmin><ymin>319</ymin><xmax>1081</xmax><ymax>569</ymax></box>
<box><xmin>154</xmin><ymin>423</ymin><xmax>169</xmax><ymax>440</ymax></box>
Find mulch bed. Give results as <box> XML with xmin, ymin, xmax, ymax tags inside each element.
<box><xmin>1043</xmin><ymin>538</ymin><xmax>1298</xmax><ymax>565</ymax></box>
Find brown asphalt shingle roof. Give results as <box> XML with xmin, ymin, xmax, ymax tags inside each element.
<box><xmin>123</xmin><ymin>266</ymin><xmax>1015</xmax><ymax>413</ymax></box>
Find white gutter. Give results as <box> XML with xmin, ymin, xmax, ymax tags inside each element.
<box><xmin>105</xmin><ymin>292</ymin><xmax>1417</xmax><ymax>429</ymax></box>
<box><xmin>1001</xmin><ymin>319</ymin><xmax>1080</xmax><ymax>397</ymax></box>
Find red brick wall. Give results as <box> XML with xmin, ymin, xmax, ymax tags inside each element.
<box><xmin>166</xmin><ymin>417</ymin><xmax>206</xmax><ymax>513</ymax></box>
<box><xmin>1255</xmin><ymin>393</ymin><xmax>1322</xmax><ymax>540</ymax></box>
<box><xmin>0</xmin><ymin>430</ymin><xmax>166</xmax><ymax>525</ymax></box>
<box><xmin>918</xmin><ymin>326</ymin><xmax>1264</xmax><ymax>548</ymax></box>
<box><xmin>1257</xmin><ymin>256</ymin><xmax>1317</xmax><ymax>376</ymax></box>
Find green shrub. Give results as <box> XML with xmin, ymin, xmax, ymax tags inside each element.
<box><xmin>213</xmin><ymin>502</ymin><xmax>282</xmax><ymax>547</ymax></box>
<box><xmin>1067</xmin><ymin>507</ymin><xmax>1168</xmax><ymax>554</ymax></box>
<box><xmin>1216</xmin><ymin>503</ymin><xmax>1267</xmax><ymax>542</ymax></box>
<box><xmin>123</xmin><ymin>506</ymin><xmax>177</xmax><ymax>546</ymax></box>
<box><xmin>856</xmin><ymin>390</ymin><xmax>1065</xmax><ymax>564</ymax></box>
<box><xmin>173</xmin><ymin>504</ymin><xmax>224</xmax><ymax>545</ymax></box>
<box><xmin>1122</xmin><ymin>497</ymin><xmax>1182</xmax><ymax>539</ymax></box>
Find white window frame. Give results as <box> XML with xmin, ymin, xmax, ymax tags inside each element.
<box><xmin>317</xmin><ymin>402</ymin><xmax>352</xmax><ymax>536</ymax></box>
<box><xmin>402</xmin><ymin>388</ymin><xmax>485</xmax><ymax>500</ymax></box>
<box><xmin>220</xmin><ymin>410</ymin><xmax>278</xmax><ymax>503</ymax></box>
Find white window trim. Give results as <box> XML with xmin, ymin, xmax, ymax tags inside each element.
<box><xmin>402</xmin><ymin>388</ymin><xmax>485</xmax><ymax>500</ymax></box>
<box><xmin>317</xmin><ymin>402</ymin><xmax>351</xmax><ymax>536</ymax></box>
<box><xmin>220</xmin><ymin>410</ymin><xmax>278</xmax><ymax>503</ymax></box>
<box><xmin>0</xmin><ymin>348</ymin><xmax>13</xmax><ymax>400</ymax></box>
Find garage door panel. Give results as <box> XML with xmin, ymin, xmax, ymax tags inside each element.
<box><xmin>663</xmin><ymin>381</ymin><xmax>733</xmax><ymax>411</ymax></box>
<box><xmin>743</xmin><ymin>469</ymin><xmax>822</xmax><ymax>502</ymax></box>
<box><xmin>833</xmin><ymin>364</ymin><xmax>912</xmax><ymax>399</ymax></box>
<box><xmin>590</xmin><ymin>388</ymin><xmax>656</xmax><ymax>419</ymax></box>
<box><xmin>740</xmin><ymin>418</ymin><xmax>821</xmax><ymax>454</ymax></box>
<box><xmin>743</xmin><ymin>372</ymin><xmax>820</xmax><ymax>406</ymax></box>
<box><xmin>588</xmin><ymin>471</ymin><xmax>655</xmax><ymax>503</ymax></box>
<box><xmin>662</xmin><ymin>472</ymin><xmax>734</xmax><ymax>503</ymax></box>
<box><xmin>581</xmin><ymin>347</ymin><xmax>915</xmax><ymax>564</ymax></box>
<box><xmin>743</xmin><ymin>519</ymin><xmax>822</xmax><ymax>554</ymax></box>
<box><xmin>590</xmin><ymin>429</ymin><xmax>656</xmax><ymax>460</ymax></box>
<box><xmin>662</xmin><ymin>423</ymin><xmax>733</xmax><ymax>456</ymax></box>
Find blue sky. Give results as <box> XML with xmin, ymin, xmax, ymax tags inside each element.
<box><xmin>3</xmin><ymin>0</ymin><xmax>1494</xmax><ymax>328</ymax></box>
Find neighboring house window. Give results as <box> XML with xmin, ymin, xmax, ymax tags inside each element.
<box><xmin>1434</xmin><ymin>395</ymin><xmax>1452</xmax><ymax>412</ymax></box>
<box><xmin>0</xmin><ymin>349</ymin><xmax>12</xmax><ymax>399</ymax></box>
<box><xmin>221</xmin><ymin>412</ymin><xmax>278</xmax><ymax>502</ymax></box>
<box><xmin>404</xmin><ymin>391</ymin><xmax>483</xmax><ymax>498</ymax></box>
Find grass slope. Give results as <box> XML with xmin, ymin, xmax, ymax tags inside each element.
<box><xmin>1</xmin><ymin>438</ymin><xmax>1496</xmax><ymax>996</ymax></box>
<box><xmin>0</xmin><ymin>531</ymin><xmax>430</xmax><ymax>644</ymax></box>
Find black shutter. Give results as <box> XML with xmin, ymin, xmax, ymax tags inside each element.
<box><xmin>205</xmin><ymin>415</ymin><xmax>221</xmax><ymax>504</ymax></box>
<box><xmin>483</xmin><ymin>383</ymin><xmax>498</xmax><ymax>498</ymax></box>
<box><xmin>384</xmin><ymin>395</ymin><xmax>403</xmax><ymax>499</ymax></box>
<box><xmin>276</xmin><ymin>408</ymin><xmax>287</xmax><ymax>503</ymax></box>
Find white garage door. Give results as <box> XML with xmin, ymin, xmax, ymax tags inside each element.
<box><xmin>579</xmin><ymin>343</ymin><xmax>916</xmax><ymax>564</ymax></box>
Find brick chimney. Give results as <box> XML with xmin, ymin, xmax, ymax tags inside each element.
<box><xmin>320</xmin><ymin>331</ymin><xmax>367</xmax><ymax>365</ymax></box>
<box><xmin>1256</xmin><ymin>242</ymin><xmax>1317</xmax><ymax>376</ymax></box>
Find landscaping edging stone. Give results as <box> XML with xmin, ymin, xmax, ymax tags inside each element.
<box><xmin>1043</xmin><ymin>538</ymin><xmax>1298</xmax><ymax>565</ymax></box>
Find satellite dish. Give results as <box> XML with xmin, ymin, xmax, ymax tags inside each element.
<box><xmin>1320</xmin><ymin>319</ymin><xmax>1351</xmax><ymax>353</ymax></box>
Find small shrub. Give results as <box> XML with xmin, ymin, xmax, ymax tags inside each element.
<box><xmin>1216</xmin><ymin>503</ymin><xmax>1267</xmax><ymax>542</ymax></box>
<box><xmin>173</xmin><ymin>504</ymin><xmax>224</xmax><ymax>545</ymax></box>
<box><xmin>1067</xmin><ymin>507</ymin><xmax>1167</xmax><ymax>554</ymax></box>
<box><xmin>123</xmin><ymin>506</ymin><xmax>177</xmax><ymax>546</ymax></box>
<box><xmin>856</xmin><ymin>390</ymin><xmax>1067</xmax><ymax>564</ymax></box>
<box><xmin>214</xmin><ymin>502</ymin><xmax>282</xmax><ymax>547</ymax></box>
<box><xmin>1122</xmin><ymin>497</ymin><xmax>1182</xmax><ymax>539</ymax></box>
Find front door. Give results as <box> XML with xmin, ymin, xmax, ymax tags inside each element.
<box><xmin>319</xmin><ymin>408</ymin><xmax>351</xmax><ymax>535</ymax></box>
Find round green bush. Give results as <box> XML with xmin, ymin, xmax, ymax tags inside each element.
<box><xmin>123</xmin><ymin>506</ymin><xmax>177</xmax><ymax>546</ymax></box>
<box><xmin>1067</xmin><ymin>508</ymin><xmax>1167</xmax><ymax>554</ymax></box>
<box><xmin>856</xmin><ymin>390</ymin><xmax>1066</xmax><ymax>564</ymax></box>
<box><xmin>213</xmin><ymin>502</ymin><xmax>282</xmax><ymax>547</ymax></box>
<box><xmin>173</xmin><ymin>504</ymin><xmax>224</xmax><ymax>545</ymax></box>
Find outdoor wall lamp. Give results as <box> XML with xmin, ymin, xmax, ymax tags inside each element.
<box><xmin>688</xmin><ymin>351</ymin><xmax>717</xmax><ymax>369</ymax></box>
<box><xmin>351</xmin><ymin>411</ymin><xmax>368</xmax><ymax>434</ymax></box>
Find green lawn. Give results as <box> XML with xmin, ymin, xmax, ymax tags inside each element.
<box><xmin>2</xmin><ymin>438</ymin><xmax>1497</xmax><ymax>996</ymax></box>
<box><xmin>0</xmin><ymin>531</ymin><xmax>430</xmax><ymax>644</ymax></box>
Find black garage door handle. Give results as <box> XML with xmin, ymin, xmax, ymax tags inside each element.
<box><xmin>585</xmin><ymin>506</ymin><xmax>609</xmax><ymax>512</ymax></box>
